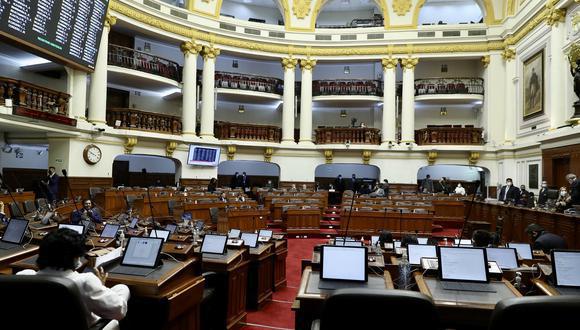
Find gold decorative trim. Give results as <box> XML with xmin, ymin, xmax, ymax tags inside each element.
<box><xmin>481</xmin><ymin>55</ymin><xmax>490</xmax><ymax>68</ymax></box>
<box><xmin>545</xmin><ymin>6</ymin><xmax>566</xmax><ymax>27</ymax></box>
<box><xmin>264</xmin><ymin>147</ymin><xmax>274</xmax><ymax>162</ymax></box>
<box><xmin>292</xmin><ymin>0</ymin><xmax>312</xmax><ymax>19</ymax></box>
<box><xmin>381</xmin><ymin>57</ymin><xmax>398</xmax><ymax>70</ymax></box>
<box><xmin>362</xmin><ymin>150</ymin><xmax>372</xmax><ymax>165</ymax></box>
<box><xmin>202</xmin><ymin>45</ymin><xmax>220</xmax><ymax>59</ymax></box>
<box><xmin>501</xmin><ymin>47</ymin><xmax>516</xmax><ymax>61</ymax></box>
<box><xmin>392</xmin><ymin>0</ymin><xmax>412</xmax><ymax>16</ymax></box>
<box><xmin>468</xmin><ymin>151</ymin><xmax>480</xmax><ymax>165</ymax></box>
<box><xmin>105</xmin><ymin>13</ymin><xmax>117</xmax><ymax>28</ymax></box>
<box><xmin>401</xmin><ymin>57</ymin><xmax>418</xmax><ymax>70</ymax></box>
<box><xmin>300</xmin><ymin>58</ymin><xmax>317</xmax><ymax>70</ymax></box>
<box><xmin>124</xmin><ymin>137</ymin><xmax>138</xmax><ymax>154</ymax></box>
<box><xmin>324</xmin><ymin>149</ymin><xmax>333</xmax><ymax>164</ymax></box>
<box><xmin>166</xmin><ymin>141</ymin><xmax>178</xmax><ymax>157</ymax></box>
<box><xmin>180</xmin><ymin>41</ymin><xmax>203</xmax><ymax>55</ymax></box>
<box><xmin>227</xmin><ymin>145</ymin><xmax>236</xmax><ymax>160</ymax></box>
<box><xmin>427</xmin><ymin>151</ymin><xmax>437</xmax><ymax>165</ymax></box>
<box><xmin>282</xmin><ymin>57</ymin><xmax>298</xmax><ymax>70</ymax></box>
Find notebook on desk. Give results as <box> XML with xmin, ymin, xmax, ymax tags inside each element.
<box><xmin>318</xmin><ymin>245</ymin><xmax>368</xmax><ymax>290</ymax></box>
<box><xmin>228</xmin><ymin>228</ymin><xmax>241</xmax><ymax>239</ymax></box>
<box><xmin>109</xmin><ymin>237</ymin><xmax>164</xmax><ymax>277</ymax></box>
<box><xmin>201</xmin><ymin>234</ymin><xmax>228</xmax><ymax>259</ymax></box>
<box><xmin>258</xmin><ymin>229</ymin><xmax>273</xmax><ymax>243</ymax></box>
<box><xmin>0</xmin><ymin>218</ymin><xmax>28</xmax><ymax>250</ymax></box>
<box><xmin>438</xmin><ymin>246</ymin><xmax>496</xmax><ymax>293</ymax></box>
<box><xmin>165</xmin><ymin>224</ymin><xmax>178</xmax><ymax>234</ymax></box>
<box><xmin>551</xmin><ymin>249</ymin><xmax>580</xmax><ymax>295</ymax></box>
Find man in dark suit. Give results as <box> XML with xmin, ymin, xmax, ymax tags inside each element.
<box><xmin>525</xmin><ymin>223</ymin><xmax>567</xmax><ymax>253</ymax></box>
<box><xmin>498</xmin><ymin>178</ymin><xmax>520</xmax><ymax>204</ymax></box>
<box><xmin>231</xmin><ymin>172</ymin><xmax>240</xmax><ymax>188</ymax></box>
<box><xmin>42</xmin><ymin>166</ymin><xmax>60</xmax><ymax>203</ymax></box>
<box><xmin>537</xmin><ymin>181</ymin><xmax>549</xmax><ymax>206</ymax></box>
<box><xmin>240</xmin><ymin>172</ymin><xmax>249</xmax><ymax>191</ymax></box>
<box><xmin>334</xmin><ymin>174</ymin><xmax>345</xmax><ymax>192</ymax></box>
<box><xmin>566</xmin><ymin>173</ymin><xmax>580</xmax><ymax>206</ymax></box>
<box><xmin>349</xmin><ymin>174</ymin><xmax>358</xmax><ymax>193</ymax></box>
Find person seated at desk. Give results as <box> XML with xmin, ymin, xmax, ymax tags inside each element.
<box><xmin>378</xmin><ymin>230</ymin><xmax>393</xmax><ymax>246</ymax></box>
<box><xmin>207</xmin><ymin>178</ymin><xmax>217</xmax><ymax>193</ymax></box>
<box><xmin>525</xmin><ymin>223</ymin><xmax>567</xmax><ymax>253</ymax></box>
<box><xmin>359</xmin><ymin>183</ymin><xmax>372</xmax><ymax>195</ymax></box>
<box><xmin>401</xmin><ymin>234</ymin><xmax>418</xmax><ymax>248</ymax></box>
<box><xmin>555</xmin><ymin>187</ymin><xmax>571</xmax><ymax>212</ymax></box>
<box><xmin>369</xmin><ymin>184</ymin><xmax>385</xmax><ymax>197</ymax></box>
<box><xmin>518</xmin><ymin>185</ymin><xmax>535</xmax><ymax>208</ymax></box>
<box><xmin>300</xmin><ymin>184</ymin><xmax>308</xmax><ymax>192</ymax></box>
<box><xmin>71</xmin><ymin>199</ymin><xmax>102</xmax><ymax>225</ymax></box>
<box><xmin>471</xmin><ymin>229</ymin><xmax>492</xmax><ymax>247</ymax></box>
<box><xmin>218</xmin><ymin>192</ymin><xmax>228</xmax><ymax>203</ymax></box>
<box><xmin>17</xmin><ymin>229</ymin><xmax>130</xmax><ymax>328</ymax></box>
<box><xmin>288</xmin><ymin>184</ymin><xmax>298</xmax><ymax>192</ymax></box>
<box><xmin>453</xmin><ymin>183</ymin><xmax>466</xmax><ymax>196</ymax></box>
<box><xmin>566</xmin><ymin>173</ymin><xmax>580</xmax><ymax>206</ymax></box>
<box><xmin>236</xmin><ymin>192</ymin><xmax>246</xmax><ymax>202</ymax></box>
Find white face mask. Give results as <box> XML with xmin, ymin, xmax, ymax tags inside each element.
<box><xmin>506</xmin><ymin>182</ymin><xmax>512</xmax><ymax>186</ymax></box>
<box><xmin>560</xmin><ymin>191</ymin><xmax>567</xmax><ymax>197</ymax></box>
<box><xmin>542</xmin><ymin>184</ymin><xmax>547</xmax><ymax>188</ymax></box>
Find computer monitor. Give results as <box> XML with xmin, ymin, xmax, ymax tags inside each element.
<box><xmin>485</xmin><ymin>247</ymin><xmax>519</xmax><ymax>269</ymax></box>
<box><xmin>408</xmin><ymin>244</ymin><xmax>437</xmax><ymax>266</ymax></box>
<box><xmin>194</xmin><ymin>220</ymin><xmax>204</xmax><ymax>231</ymax></box>
<box><xmin>100</xmin><ymin>224</ymin><xmax>120</xmax><ymax>239</ymax></box>
<box><xmin>417</xmin><ymin>237</ymin><xmax>429</xmax><ymax>245</ymax></box>
<box><xmin>58</xmin><ymin>223</ymin><xmax>85</xmax><ymax>235</ymax></box>
<box><xmin>394</xmin><ymin>240</ymin><xmax>402</xmax><ymax>248</ymax></box>
<box><xmin>1</xmin><ymin>218</ymin><xmax>28</xmax><ymax>244</ymax></box>
<box><xmin>454</xmin><ymin>239</ymin><xmax>473</xmax><ymax>246</ymax></box>
<box><xmin>552</xmin><ymin>250</ymin><xmax>580</xmax><ymax>288</ymax></box>
<box><xmin>371</xmin><ymin>235</ymin><xmax>379</xmax><ymax>246</ymax></box>
<box><xmin>258</xmin><ymin>229</ymin><xmax>273</xmax><ymax>240</ymax></box>
<box><xmin>334</xmin><ymin>240</ymin><xmax>363</xmax><ymax>247</ymax></box>
<box><xmin>240</xmin><ymin>232</ymin><xmax>259</xmax><ymax>248</ymax></box>
<box><xmin>320</xmin><ymin>245</ymin><xmax>367</xmax><ymax>282</ymax></box>
<box><xmin>149</xmin><ymin>229</ymin><xmax>171</xmax><ymax>243</ymax></box>
<box><xmin>507</xmin><ymin>242</ymin><xmax>533</xmax><ymax>260</ymax></box>
<box><xmin>438</xmin><ymin>247</ymin><xmax>489</xmax><ymax>283</ymax></box>
<box><xmin>228</xmin><ymin>228</ymin><xmax>241</xmax><ymax>239</ymax></box>
<box><xmin>165</xmin><ymin>224</ymin><xmax>178</xmax><ymax>234</ymax></box>
<box><xmin>201</xmin><ymin>234</ymin><xmax>227</xmax><ymax>255</ymax></box>
<box><xmin>120</xmin><ymin>236</ymin><xmax>164</xmax><ymax>268</ymax></box>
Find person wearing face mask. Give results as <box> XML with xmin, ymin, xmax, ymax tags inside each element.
<box><xmin>555</xmin><ymin>187</ymin><xmax>571</xmax><ymax>212</ymax></box>
<box><xmin>454</xmin><ymin>183</ymin><xmax>466</xmax><ymax>196</ymax></box>
<box><xmin>17</xmin><ymin>229</ymin><xmax>130</xmax><ymax>328</ymax></box>
<box><xmin>566</xmin><ymin>173</ymin><xmax>580</xmax><ymax>206</ymax></box>
<box><xmin>498</xmin><ymin>178</ymin><xmax>520</xmax><ymax>204</ymax></box>
<box><xmin>537</xmin><ymin>181</ymin><xmax>549</xmax><ymax>206</ymax></box>
<box><xmin>518</xmin><ymin>185</ymin><xmax>534</xmax><ymax>208</ymax></box>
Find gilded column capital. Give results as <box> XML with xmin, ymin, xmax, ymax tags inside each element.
<box><xmin>166</xmin><ymin>141</ymin><xmax>178</xmax><ymax>157</ymax></box>
<box><xmin>481</xmin><ymin>55</ymin><xmax>490</xmax><ymax>68</ymax></box>
<box><xmin>501</xmin><ymin>47</ymin><xmax>516</xmax><ymax>61</ymax></box>
<box><xmin>264</xmin><ymin>147</ymin><xmax>274</xmax><ymax>162</ymax></box>
<box><xmin>362</xmin><ymin>150</ymin><xmax>372</xmax><ymax>165</ymax></box>
<box><xmin>202</xmin><ymin>45</ymin><xmax>220</xmax><ymax>60</ymax></box>
<box><xmin>124</xmin><ymin>137</ymin><xmax>138</xmax><ymax>154</ymax></box>
<box><xmin>180</xmin><ymin>41</ymin><xmax>203</xmax><ymax>55</ymax></box>
<box><xmin>392</xmin><ymin>0</ymin><xmax>412</xmax><ymax>16</ymax></box>
<box><xmin>381</xmin><ymin>57</ymin><xmax>398</xmax><ymax>70</ymax></box>
<box><xmin>227</xmin><ymin>145</ymin><xmax>236</xmax><ymax>160</ymax></box>
<box><xmin>104</xmin><ymin>13</ymin><xmax>117</xmax><ymax>28</ymax></box>
<box><xmin>400</xmin><ymin>57</ymin><xmax>419</xmax><ymax>70</ymax></box>
<box><xmin>468</xmin><ymin>152</ymin><xmax>480</xmax><ymax>165</ymax></box>
<box><xmin>300</xmin><ymin>58</ymin><xmax>317</xmax><ymax>71</ymax></box>
<box><xmin>546</xmin><ymin>8</ymin><xmax>566</xmax><ymax>27</ymax></box>
<box><xmin>292</xmin><ymin>0</ymin><xmax>312</xmax><ymax>19</ymax></box>
<box><xmin>324</xmin><ymin>150</ymin><xmax>333</xmax><ymax>164</ymax></box>
<box><xmin>427</xmin><ymin>151</ymin><xmax>437</xmax><ymax>165</ymax></box>
<box><xmin>281</xmin><ymin>57</ymin><xmax>298</xmax><ymax>70</ymax></box>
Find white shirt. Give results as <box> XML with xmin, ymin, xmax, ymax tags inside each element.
<box><xmin>454</xmin><ymin>186</ymin><xmax>466</xmax><ymax>195</ymax></box>
<box><xmin>17</xmin><ymin>268</ymin><xmax>130</xmax><ymax>326</ymax></box>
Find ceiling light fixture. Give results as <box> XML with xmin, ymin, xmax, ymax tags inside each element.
<box><xmin>343</xmin><ymin>66</ymin><xmax>350</xmax><ymax>74</ymax></box>
<box><xmin>238</xmin><ymin>105</ymin><xmax>245</xmax><ymax>113</ymax></box>
<box><xmin>340</xmin><ymin>109</ymin><xmax>347</xmax><ymax>118</ymax></box>
<box><xmin>440</xmin><ymin>107</ymin><xmax>448</xmax><ymax>116</ymax></box>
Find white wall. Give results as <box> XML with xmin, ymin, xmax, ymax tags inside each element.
<box><xmin>317</xmin><ymin>10</ymin><xmax>375</xmax><ymax>27</ymax></box>
<box><xmin>134</xmin><ymin>37</ymin><xmax>184</xmax><ymax>66</ymax></box>
<box><xmin>313</xmin><ymin>108</ymin><xmax>375</xmax><ymax>128</ymax></box>
<box><xmin>418</xmin><ymin>1</ymin><xmax>483</xmax><ymax>25</ymax></box>
<box><xmin>0</xmin><ymin>144</ymin><xmax>48</xmax><ymax>170</ymax></box>
<box><xmin>415</xmin><ymin>106</ymin><xmax>478</xmax><ymax>128</ymax></box>
<box><xmin>313</xmin><ymin>62</ymin><xmax>379</xmax><ymax>81</ymax></box>
<box><xmin>417</xmin><ymin>164</ymin><xmax>483</xmax><ymax>181</ymax></box>
<box><xmin>0</xmin><ymin>61</ymin><xmax>68</xmax><ymax>93</ymax></box>
<box><xmin>216</xmin><ymin>101</ymin><xmax>282</xmax><ymax>125</ymax></box>
<box><xmin>216</xmin><ymin>55</ymin><xmax>284</xmax><ymax>79</ymax></box>
<box><xmin>220</xmin><ymin>2</ymin><xmax>284</xmax><ymax>25</ymax></box>
<box><xmin>415</xmin><ymin>59</ymin><xmax>481</xmax><ymax>79</ymax></box>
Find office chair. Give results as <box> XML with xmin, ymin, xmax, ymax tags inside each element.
<box><xmin>488</xmin><ymin>296</ymin><xmax>580</xmax><ymax>330</ymax></box>
<box><xmin>209</xmin><ymin>207</ymin><xmax>219</xmax><ymax>225</ymax></box>
<box><xmin>167</xmin><ymin>199</ymin><xmax>176</xmax><ymax>216</ymax></box>
<box><xmin>36</xmin><ymin>198</ymin><xmax>48</xmax><ymax>210</ymax></box>
<box><xmin>312</xmin><ymin>289</ymin><xmax>438</xmax><ymax>330</ymax></box>
<box><xmin>0</xmin><ymin>275</ymin><xmax>114</xmax><ymax>330</ymax></box>
<box><xmin>9</xmin><ymin>202</ymin><xmax>23</xmax><ymax>217</ymax></box>
<box><xmin>23</xmin><ymin>199</ymin><xmax>37</xmax><ymax>213</ymax></box>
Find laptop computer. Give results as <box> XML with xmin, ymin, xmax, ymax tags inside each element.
<box><xmin>149</xmin><ymin>229</ymin><xmax>171</xmax><ymax>242</ymax></box>
<box><xmin>81</xmin><ymin>220</ymin><xmax>95</xmax><ymax>235</ymax></box>
<box><xmin>228</xmin><ymin>228</ymin><xmax>241</xmax><ymax>239</ymax></box>
<box><xmin>507</xmin><ymin>242</ymin><xmax>533</xmax><ymax>260</ymax></box>
<box><xmin>551</xmin><ymin>249</ymin><xmax>580</xmax><ymax>295</ymax></box>
<box><xmin>438</xmin><ymin>246</ymin><xmax>496</xmax><ymax>292</ymax></box>
<box><xmin>485</xmin><ymin>247</ymin><xmax>519</xmax><ymax>270</ymax></box>
<box><xmin>58</xmin><ymin>223</ymin><xmax>85</xmax><ymax>236</ymax></box>
<box><xmin>0</xmin><ymin>218</ymin><xmax>29</xmax><ymax>250</ymax></box>
<box><xmin>201</xmin><ymin>234</ymin><xmax>228</xmax><ymax>259</ymax></box>
<box><xmin>165</xmin><ymin>224</ymin><xmax>178</xmax><ymax>234</ymax></box>
<box><xmin>408</xmin><ymin>244</ymin><xmax>437</xmax><ymax>266</ymax></box>
<box><xmin>109</xmin><ymin>237</ymin><xmax>164</xmax><ymax>276</ymax></box>
<box><xmin>258</xmin><ymin>229</ymin><xmax>273</xmax><ymax>243</ymax></box>
<box><xmin>100</xmin><ymin>224</ymin><xmax>120</xmax><ymax>239</ymax></box>
<box><xmin>318</xmin><ymin>245</ymin><xmax>368</xmax><ymax>290</ymax></box>
<box><xmin>241</xmin><ymin>232</ymin><xmax>259</xmax><ymax>248</ymax></box>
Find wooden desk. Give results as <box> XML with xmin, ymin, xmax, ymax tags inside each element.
<box><xmin>0</xmin><ymin>245</ymin><xmax>39</xmax><ymax>270</ymax></box>
<box><xmin>200</xmin><ymin>248</ymin><xmax>250</xmax><ymax>329</ymax></box>
<box><xmin>162</xmin><ymin>242</ymin><xmax>195</xmax><ymax>260</ymax></box>
<box><xmin>283</xmin><ymin>208</ymin><xmax>321</xmax><ymax>235</ymax></box>
<box><xmin>0</xmin><ymin>191</ymin><xmax>35</xmax><ymax>218</ymax></box>
<box><xmin>414</xmin><ymin>274</ymin><xmax>521</xmax><ymax>329</ymax></box>
<box><xmin>218</xmin><ymin>208</ymin><xmax>268</xmax><ymax>233</ymax></box>
<box><xmin>273</xmin><ymin>239</ymin><xmax>288</xmax><ymax>290</ymax></box>
<box><xmin>293</xmin><ymin>266</ymin><xmax>393</xmax><ymax>330</ymax></box>
<box><xmin>10</xmin><ymin>254</ymin><xmax>88</xmax><ymax>273</ymax></box>
<box><xmin>247</xmin><ymin>243</ymin><xmax>275</xmax><ymax>309</ymax></box>
<box><xmin>338</xmin><ymin>210</ymin><xmax>433</xmax><ymax>236</ymax></box>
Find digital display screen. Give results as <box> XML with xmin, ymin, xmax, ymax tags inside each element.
<box><xmin>187</xmin><ymin>145</ymin><xmax>221</xmax><ymax>166</ymax></box>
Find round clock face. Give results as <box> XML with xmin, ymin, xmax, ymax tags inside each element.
<box><xmin>84</xmin><ymin>145</ymin><xmax>102</xmax><ymax>164</ymax></box>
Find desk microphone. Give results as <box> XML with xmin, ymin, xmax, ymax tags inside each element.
<box><xmin>62</xmin><ymin>169</ymin><xmax>82</xmax><ymax>217</ymax></box>
<box><xmin>142</xmin><ymin>168</ymin><xmax>158</xmax><ymax>238</ymax></box>
<box><xmin>342</xmin><ymin>190</ymin><xmax>357</xmax><ymax>246</ymax></box>
<box><xmin>458</xmin><ymin>180</ymin><xmax>480</xmax><ymax>247</ymax></box>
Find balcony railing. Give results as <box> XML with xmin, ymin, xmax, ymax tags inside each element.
<box><xmin>415</xmin><ymin>77</ymin><xmax>484</xmax><ymax>96</ymax></box>
<box><xmin>313</xmin><ymin>79</ymin><xmax>383</xmax><ymax>96</ymax></box>
<box><xmin>108</xmin><ymin>44</ymin><xmax>182</xmax><ymax>81</ymax></box>
<box><xmin>215</xmin><ymin>71</ymin><xmax>283</xmax><ymax>95</ymax></box>
<box><xmin>315</xmin><ymin>127</ymin><xmax>381</xmax><ymax>145</ymax></box>
<box><xmin>415</xmin><ymin>126</ymin><xmax>484</xmax><ymax>145</ymax></box>
<box><xmin>0</xmin><ymin>77</ymin><xmax>70</xmax><ymax>116</ymax></box>
<box><xmin>215</xmin><ymin>121</ymin><xmax>282</xmax><ymax>142</ymax></box>
<box><xmin>107</xmin><ymin>108</ymin><xmax>182</xmax><ymax>134</ymax></box>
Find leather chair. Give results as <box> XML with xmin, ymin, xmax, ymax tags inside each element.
<box><xmin>36</xmin><ymin>197</ymin><xmax>48</xmax><ymax>210</ymax></box>
<box><xmin>489</xmin><ymin>296</ymin><xmax>580</xmax><ymax>330</ymax></box>
<box><xmin>311</xmin><ymin>289</ymin><xmax>438</xmax><ymax>330</ymax></box>
<box><xmin>0</xmin><ymin>275</ymin><xmax>114</xmax><ymax>330</ymax></box>
<box><xmin>209</xmin><ymin>207</ymin><xmax>219</xmax><ymax>225</ymax></box>
<box><xmin>9</xmin><ymin>202</ymin><xmax>23</xmax><ymax>217</ymax></box>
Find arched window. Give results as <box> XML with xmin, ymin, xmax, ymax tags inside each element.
<box><xmin>418</xmin><ymin>0</ymin><xmax>484</xmax><ymax>25</ymax></box>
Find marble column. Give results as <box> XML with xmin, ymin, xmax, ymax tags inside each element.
<box><xmin>199</xmin><ymin>45</ymin><xmax>220</xmax><ymax>139</ymax></box>
<box><xmin>400</xmin><ymin>57</ymin><xmax>418</xmax><ymax>143</ymax></box>
<box><xmin>549</xmin><ymin>18</ymin><xmax>566</xmax><ymax>128</ymax></box>
<box><xmin>180</xmin><ymin>41</ymin><xmax>202</xmax><ymax>136</ymax></box>
<box><xmin>299</xmin><ymin>59</ymin><xmax>316</xmax><ymax>145</ymax></box>
<box><xmin>67</xmin><ymin>68</ymin><xmax>87</xmax><ymax>120</ymax></box>
<box><xmin>88</xmin><ymin>14</ymin><xmax>116</xmax><ymax>124</ymax></box>
<box><xmin>281</xmin><ymin>57</ymin><xmax>298</xmax><ymax>144</ymax></box>
<box><xmin>381</xmin><ymin>57</ymin><xmax>398</xmax><ymax>145</ymax></box>
<box><xmin>502</xmin><ymin>48</ymin><xmax>516</xmax><ymax>143</ymax></box>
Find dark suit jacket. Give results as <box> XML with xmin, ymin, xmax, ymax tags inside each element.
<box><xmin>533</xmin><ymin>232</ymin><xmax>567</xmax><ymax>253</ymax></box>
<box><xmin>334</xmin><ymin>178</ymin><xmax>345</xmax><ymax>192</ymax></box>
<box><xmin>71</xmin><ymin>207</ymin><xmax>102</xmax><ymax>224</ymax></box>
<box><xmin>570</xmin><ymin>180</ymin><xmax>580</xmax><ymax>205</ymax></box>
<box><xmin>538</xmin><ymin>188</ymin><xmax>549</xmax><ymax>205</ymax></box>
<box><xmin>498</xmin><ymin>185</ymin><xmax>520</xmax><ymax>203</ymax></box>
<box><xmin>46</xmin><ymin>174</ymin><xmax>60</xmax><ymax>201</ymax></box>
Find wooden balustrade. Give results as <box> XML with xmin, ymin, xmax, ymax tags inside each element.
<box><xmin>0</xmin><ymin>76</ymin><xmax>70</xmax><ymax>116</ymax></box>
<box><xmin>415</xmin><ymin>77</ymin><xmax>484</xmax><ymax>95</ymax></box>
<box><xmin>215</xmin><ymin>71</ymin><xmax>283</xmax><ymax>95</ymax></box>
<box><xmin>107</xmin><ymin>108</ymin><xmax>182</xmax><ymax>134</ymax></box>
<box><xmin>108</xmin><ymin>44</ymin><xmax>182</xmax><ymax>81</ymax></box>
<box><xmin>214</xmin><ymin>121</ymin><xmax>282</xmax><ymax>142</ymax></box>
<box><xmin>415</xmin><ymin>126</ymin><xmax>484</xmax><ymax>145</ymax></box>
<box><xmin>313</xmin><ymin>79</ymin><xmax>382</xmax><ymax>96</ymax></box>
<box><xmin>314</xmin><ymin>127</ymin><xmax>380</xmax><ymax>145</ymax></box>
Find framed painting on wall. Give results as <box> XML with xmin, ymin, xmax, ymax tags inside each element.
<box><xmin>529</xmin><ymin>164</ymin><xmax>539</xmax><ymax>189</ymax></box>
<box><xmin>522</xmin><ymin>50</ymin><xmax>544</xmax><ymax>120</ymax></box>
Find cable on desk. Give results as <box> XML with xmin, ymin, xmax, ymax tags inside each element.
<box><xmin>161</xmin><ymin>252</ymin><xmax>184</xmax><ymax>264</ymax></box>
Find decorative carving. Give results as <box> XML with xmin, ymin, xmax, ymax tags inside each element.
<box><xmin>264</xmin><ymin>147</ymin><xmax>273</xmax><ymax>162</ymax></box>
<box><xmin>281</xmin><ymin>57</ymin><xmax>298</xmax><ymax>70</ymax></box>
<box><xmin>573</xmin><ymin>13</ymin><xmax>580</xmax><ymax>32</ymax></box>
<box><xmin>292</xmin><ymin>0</ymin><xmax>312</xmax><ymax>19</ymax></box>
<box><xmin>400</xmin><ymin>57</ymin><xmax>418</xmax><ymax>70</ymax></box>
<box><xmin>166</xmin><ymin>141</ymin><xmax>178</xmax><ymax>157</ymax></box>
<box><xmin>427</xmin><ymin>151</ymin><xmax>437</xmax><ymax>165</ymax></box>
<box><xmin>202</xmin><ymin>45</ymin><xmax>220</xmax><ymax>59</ymax></box>
<box><xmin>124</xmin><ymin>137</ymin><xmax>138</xmax><ymax>154</ymax></box>
<box><xmin>481</xmin><ymin>55</ymin><xmax>490</xmax><ymax>68</ymax></box>
<box><xmin>324</xmin><ymin>150</ymin><xmax>333</xmax><ymax>164</ymax></box>
<box><xmin>180</xmin><ymin>41</ymin><xmax>203</xmax><ymax>55</ymax></box>
<box><xmin>545</xmin><ymin>0</ymin><xmax>566</xmax><ymax>27</ymax></box>
<box><xmin>468</xmin><ymin>152</ymin><xmax>480</xmax><ymax>165</ymax></box>
<box><xmin>300</xmin><ymin>58</ymin><xmax>317</xmax><ymax>70</ymax></box>
<box><xmin>381</xmin><ymin>57</ymin><xmax>398</xmax><ymax>70</ymax></box>
<box><xmin>105</xmin><ymin>13</ymin><xmax>117</xmax><ymax>28</ymax></box>
<box><xmin>501</xmin><ymin>47</ymin><xmax>516</xmax><ymax>61</ymax></box>
<box><xmin>392</xmin><ymin>0</ymin><xmax>412</xmax><ymax>16</ymax></box>
<box><xmin>227</xmin><ymin>145</ymin><xmax>236</xmax><ymax>160</ymax></box>
<box><xmin>362</xmin><ymin>150</ymin><xmax>372</xmax><ymax>165</ymax></box>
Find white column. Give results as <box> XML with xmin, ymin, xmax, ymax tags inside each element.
<box><xmin>88</xmin><ymin>14</ymin><xmax>115</xmax><ymax>125</ymax></box>
<box><xmin>503</xmin><ymin>49</ymin><xmax>516</xmax><ymax>143</ymax></box>
<box><xmin>199</xmin><ymin>45</ymin><xmax>220</xmax><ymax>139</ymax></box>
<box><xmin>400</xmin><ymin>57</ymin><xmax>418</xmax><ymax>143</ymax></box>
<box><xmin>482</xmin><ymin>54</ymin><xmax>506</xmax><ymax>146</ymax></box>
<box><xmin>281</xmin><ymin>58</ymin><xmax>297</xmax><ymax>144</ymax></box>
<box><xmin>381</xmin><ymin>57</ymin><xmax>398</xmax><ymax>145</ymax></box>
<box><xmin>66</xmin><ymin>68</ymin><xmax>87</xmax><ymax>120</ymax></box>
<box><xmin>549</xmin><ymin>20</ymin><xmax>566</xmax><ymax>128</ymax></box>
<box><xmin>180</xmin><ymin>41</ymin><xmax>202</xmax><ymax>136</ymax></box>
<box><xmin>299</xmin><ymin>59</ymin><xmax>316</xmax><ymax>145</ymax></box>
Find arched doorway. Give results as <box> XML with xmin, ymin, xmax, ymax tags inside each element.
<box><xmin>417</xmin><ymin>164</ymin><xmax>490</xmax><ymax>196</ymax></box>
<box><xmin>217</xmin><ymin>160</ymin><xmax>280</xmax><ymax>188</ymax></box>
<box><xmin>112</xmin><ymin>154</ymin><xmax>182</xmax><ymax>187</ymax></box>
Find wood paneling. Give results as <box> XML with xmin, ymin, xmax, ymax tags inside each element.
<box><xmin>60</xmin><ymin>177</ymin><xmax>113</xmax><ymax>201</ymax></box>
<box><xmin>542</xmin><ymin>143</ymin><xmax>580</xmax><ymax>186</ymax></box>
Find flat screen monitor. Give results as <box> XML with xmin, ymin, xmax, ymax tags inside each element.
<box><xmin>121</xmin><ymin>237</ymin><xmax>164</xmax><ymax>267</ymax></box>
<box><xmin>240</xmin><ymin>232</ymin><xmax>258</xmax><ymax>248</ymax></box>
<box><xmin>165</xmin><ymin>224</ymin><xmax>177</xmax><ymax>234</ymax></box>
<box><xmin>149</xmin><ymin>229</ymin><xmax>171</xmax><ymax>243</ymax></box>
<box><xmin>320</xmin><ymin>245</ymin><xmax>367</xmax><ymax>282</ymax></box>
<box><xmin>507</xmin><ymin>243</ymin><xmax>533</xmax><ymax>260</ymax></box>
<box><xmin>58</xmin><ymin>223</ymin><xmax>85</xmax><ymax>235</ymax></box>
<box><xmin>394</xmin><ymin>241</ymin><xmax>402</xmax><ymax>248</ymax></box>
<box><xmin>187</xmin><ymin>145</ymin><xmax>221</xmax><ymax>166</ymax></box>
<box><xmin>0</xmin><ymin>0</ymin><xmax>110</xmax><ymax>71</ymax></box>
<box><xmin>228</xmin><ymin>228</ymin><xmax>241</xmax><ymax>239</ymax></box>
<box><xmin>454</xmin><ymin>239</ymin><xmax>473</xmax><ymax>246</ymax></box>
<box><xmin>371</xmin><ymin>235</ymin><xmax>379</xmax><ymax>246</ymax></box>
<box><xmin>552</xmin><ymin>250</ymin><xmax>580</xmax><ymax>287</ymax></box>
<box><xmin>201</xmin><ymin>234</ymin><xmax>227</xmax><ymax>255</ymax></box>
<box><xmin>438</xmin><ymin>247</ymin><xmax>489</xmax><ymax>283</ymax></box>
<box><xmin>1</xmin><ymin>218</ymin><xmax>28</xmax><ymax>244</ymax></box>
<box><xmin>408</xmin><ymin>244</ymin><xmax>437</xmax><ymax>266</ymax></box>
<box><xmin>485</xmin><ymin>247</ymin><xmax>519</xmax><ymax>269</ymax></box>
<box><xmin>258</xmin><ymin>229</ymin><xmax>273</xmax><ymax>239</ymax></box>
<box><xmin>100</xmin><ymin>224</ymin><xmax>120</xmax><ymax>239</ymax></box>
<box><xmin>417</xmin><ymin>237</ymin><xmax>429</xmax><ymax>245</ymax></box>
